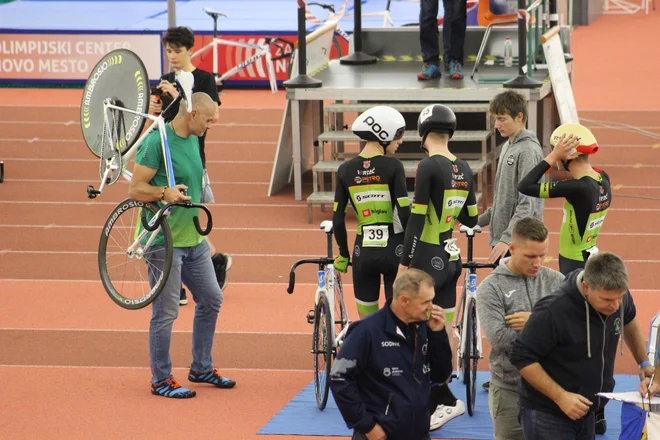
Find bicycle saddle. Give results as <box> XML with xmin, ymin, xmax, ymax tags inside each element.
<box><xmin>175</xmin><ymin>71</ymin><xmax>194</xmax><ymax>112</ymax></box>
<box><xmin>459</xmin><ymin>224</ymin><xmax>482</xmax><ymax>235</ymax></box>
<box><xmin>203</xmin><ymin>7</ymin><xmax>229</xmax><ymax>19</ymax></box>
<box><xmin>320</xmin><ymin>220</ymin><xmax>333</xmax><ymax>233</ymax></box>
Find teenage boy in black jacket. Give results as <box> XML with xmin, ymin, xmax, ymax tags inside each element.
<box><xmin>509</xmin><ymin>252</ymin><xmax>653</xmax><ymax>439</ymax></box>
<box><xmin>330</xmin><ymin>269</ymin><xmax>453</xmax><ymax>440</ymax></box>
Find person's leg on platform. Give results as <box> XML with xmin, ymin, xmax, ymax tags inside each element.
<box><xmin>419</xmin><ymin>0</ymin><xmax>441</xmax><ymax>79</ymax></box>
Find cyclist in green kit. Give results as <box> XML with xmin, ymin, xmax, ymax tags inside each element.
<box><xmin>332</xmin><ymin>106</ymin><xmax>411</xmax><ymax>319</ymax></box>
<box><xmin>518</xmin><ymin>123</ymin><xmax>610</xmax><ymax>276</ymax></box>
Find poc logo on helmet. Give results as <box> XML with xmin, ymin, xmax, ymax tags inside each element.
<box><xmin>364</xmin><ymin>116</ymin><xmax>389</xmax><ymax>140</ymax></box>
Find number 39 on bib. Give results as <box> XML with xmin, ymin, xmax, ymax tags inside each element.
<box><xmin>362</xmin><ymin>225</ymin><xmax>389</xmax><ymax>247</ymax></box>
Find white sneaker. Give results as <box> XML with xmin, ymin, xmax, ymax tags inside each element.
<box><xmin>430</xmin><ymin>399</ymin><xmax>466</xmax><ymax>431</ymax></box>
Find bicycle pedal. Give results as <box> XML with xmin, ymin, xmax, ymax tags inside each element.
<box><xmin>306</xmin><ymin>309</ymin><xmax>315</xmax><ymax>324</ymax></box>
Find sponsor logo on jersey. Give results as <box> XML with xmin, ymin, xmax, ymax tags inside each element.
<box><xmin>596</xmin><ymin>200</ymin><xmax>610</xmax><ymax>210</ymax></box>
<box><xmin>599</xmin><ymin>186</ymin><xmax>604</xmax><ymax>194</ymax></box>
<box><xmin>587</xmin><ymin>217</ymin><xmax>605</xmax><ymax>231</ymax></box>
<box><xmin>354</xmin><ymin>191</ymin><xmax>391</xmax><ymax>204</ymax></box>
<box><xmin>362</xmin><ymin>209</ymin><xmax>371</xmax><ymax>217</ymax></box>
<box><xmin>370</xmin><ymin>208</ymin><xmax>388</xmax><ymax>215</ymax></box>
<box><xmin>363</xmin><ymin>160</ymin><xmax>371</xmax><ymax>169</ymax></box>
<box><xmin>451</xmin><ymin>180</ymin><xmax>469</xmax><ymax>189</ymax></box>
<box><xmin>452</xmin><ymin>173</ymin><xmax>465</xmax><ymax>180</ymax></box>
<box><xmin>445</xmin><ymin>215</ymin><xmax>453</xmax><ymax>223</ymax></box>
<box><xmin>358</xmin><ymin>168</ymin><xmax>377</xmax><ymax>176</ymax></box>
<box><xmin>452</xmin><ymin>164</ymin><xmax>458</xmax><ymax>173</ymax></box>
<box><xmin>598</xmin><ymin>194</ymin><xmax>608</xmax><ymax>202</ymax></box>
<box><xmin>445</xmin><ymin>196</ymin><xmax>467</xmax><ymax>209</ymax></box>
<box><xmin>355</xmin><ymin>176</ymin><xmax>362</xmax><ymax>184</ymax></box>
<box><xmin>586</xmin><ymin>235</ymin><xmax>593</xmax><ymax>242</ymax></box>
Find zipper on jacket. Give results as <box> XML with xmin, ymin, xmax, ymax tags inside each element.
<box><xmin>385</xmin><ymin>392</ymin><xmax>393</xmax><ymax>416</ymax></box>
<box><xmin>597</xmin><ymin>314</ymin><xmax>607</xmax><ymax>411</ymax></box>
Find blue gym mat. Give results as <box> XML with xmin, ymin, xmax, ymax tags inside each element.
<box><xmin>258</xmin><ymin>371</ymin><xmax>636</xmax><ymax>438</ymax></box>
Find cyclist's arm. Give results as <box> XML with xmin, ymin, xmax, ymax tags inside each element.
<box><xmin>393</xmin><ymin>159</ymin><xmax>411</xmax><ymax>230</ymax></box>
<box><xmin>329</xmin><ymin>324</ymin><xmax>376</xmax><ymax>434</ymax></box>
<box><xmin>476</xmin><ymin>280</ymin><xmax>519</xmax><ymax>350</ymax></box>
<box><xmin>518</xmin><ymin>161</ymin><xmax>584</xmax><ymax>198</ymax></box>
<box><xmin>332</xmin><ymin>167</ymin><xmax>351</xmax><ymax>258</ymax></box>
<box><xmin>400</xmin><ymin>160</ymin><xmax>433</xmax><ymax>267</ymax></box>
<box><xmin>458</xmin><ymin>169</ymin><xmax>478</xmax><ymax>227</ymax></box>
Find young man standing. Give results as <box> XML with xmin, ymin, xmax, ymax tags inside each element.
<box><xmin>479</xmin><ymin>89</ymin><xmax>545</xmax><ymax>391</ymax></box>
<box><xmin>149</xmin><ymin>26</ymin><xmax>232</xmax><ymax>305</ymax></box>
<box><xmin>477</xmin><ymin>217</ymin><xmax>565</xmax><ymax>440</ymax></box>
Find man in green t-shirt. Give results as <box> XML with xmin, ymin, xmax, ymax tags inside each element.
<box><xmin>129</xmin><ymin>92</ymin><xmax>236</xmax><ymax>398</ymax></box>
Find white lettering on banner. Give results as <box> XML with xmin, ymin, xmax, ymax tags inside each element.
<box><xmin>445</xmin><ymin>196</ymin><xmax>467</xmax><ymax>209</ymax></box>
<box><xmin>38</xmin><ymin>59</ymin><xmax>88</xmax><ymax>73</ymax></box>
<box><xmin>75</xmin><ymin>41</ymin><xmax>130</xmax><ymax>55</ymax></box>
<box><xmin>587</xmin><ymin>217</ymin><xmax>605</xmax><ymax>231</ymax></box>
<box><xmin>0</xmin><ymin>40</ymin><xmax>72</xmax><ymax>55</ymax></box>
<box><xmin>354</xmin><ymin>191</ymin><xmax>391</xmax><ymax>204</ymax></box>
<box><xmin>0</xmin><ymin>58</ymin><xmax>35</xmax><ymax>72</ymax></box>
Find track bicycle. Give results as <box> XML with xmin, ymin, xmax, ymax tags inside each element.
<box><xmin>80</xmin><ymin>49</ymin><xmax>214</xmax><ymax>310</ymax></box>
<box><xmin>304</xmin><ymin>1</ymin><xmax>351</xmax><ymax>58</ymax></box>
<box><xmin>190</xmin><ymin>8</ymin><xmax>295</xmax><ymax>93</ymax></box>
<box><xmin>287</xmin><ymin>220</ymin><xmax>352</xmax><ymax>410</ymax></box>
<box><xmin>451</xmin><ymin>225</ymin><xmax>496</xmax><ymax>416</ymax></box>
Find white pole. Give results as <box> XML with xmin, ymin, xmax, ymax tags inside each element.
<box><xmin>168</xmin><ymin>0</ymin><xmax>176</xmax><ymax>27</ymax></box>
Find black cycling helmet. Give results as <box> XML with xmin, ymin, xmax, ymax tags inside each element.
<box><xmin>417</xmin><ymin>104</ymin><xmax>457</xmax><ymax>139</ymax></box>
<box><xmin>352</xmin><ymin>106</ymin><xmax>406</xmax><ymax>148</ymax></box>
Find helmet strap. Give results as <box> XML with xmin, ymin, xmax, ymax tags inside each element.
<box><xmin>420</xmin><ymin>133</ymin><xmax>429</xmax><ymax>154</ymax></box>
<box><xmin>378</xmin><ymin>141</ymin><xmax>390</xmax><ymax>154</ymax></box>
<box><xmin>561</xmin><ymin>159</ymin><xmax>573</xmax><ymax>171</ymax></box>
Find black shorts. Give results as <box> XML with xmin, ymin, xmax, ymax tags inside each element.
<box><xmin>559</xmin><ymin>254</ymin><xmax>586</xmax><ymax>276</ymax></box>
<box><xmin>410</xmin><ymin>241</ymin><xmax>462</xmax><ymax>310</ymax></box>
<box><xmin>352</xmin><ymin>231</ymin><xmax>404</xmax><ymax>304</ymax></box>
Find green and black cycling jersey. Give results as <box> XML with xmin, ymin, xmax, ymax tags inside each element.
<box><xmin>400</xmin><ymin>154</ymin><xmax>479</xmax><ymax>266</ymax></box>
<box><xmin>518</xmin><ymin>162</ymin><xmax>611</xmax><ymax>262</ymax></box>
<box><xmin>333</xmin><ymin>154</ymin><xmax>411</xmax><ymax>257</ymax></box>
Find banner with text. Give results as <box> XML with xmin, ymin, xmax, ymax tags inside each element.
<box><xmin>0</xmin><ymin>33</ymin><xmax>162</xmax><ymax>83</ymax></box>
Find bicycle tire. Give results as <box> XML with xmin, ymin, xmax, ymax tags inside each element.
<box><xmin>465</xmin><ymin>297</ymin><xmax>478</xmax><ymax>416</ymax></box>
<box><xmin>98</xmin><ymin>198</ymin><xmax>173</xmax><ymax>310</ymax></box>
<box><xmin>333</xmin><ymin>271</ymin><xmax>348</xmax><ymax>354</ymax></box>
<box><xmin>455</xmin><ymin>282</ymin><xmax>468</xmax><ymax>385</ymax></box>
<box><xmin>314</xmin><ymin>291</ymin><xmax>333</xmax><ymax>410</ymax></box>
<box><xmin>332</xmin><ymin>35</ymin><xmax>343</xmax><ymax>59</ymax></box>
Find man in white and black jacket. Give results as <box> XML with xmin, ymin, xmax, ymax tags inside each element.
<box><xmin>329</xmin><ymin>269</ymin><xmax>453</xmax><ymax>440</ymax></box>
<box><xmin>509</xmin><ymin>252</ymin><xmax>654</xmax><ymax>439</ymax></box>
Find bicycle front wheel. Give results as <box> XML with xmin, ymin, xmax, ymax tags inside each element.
<box><xmin>313</xmin><ymin>291</ymin><xmax>333</xmax><ymax>410</ymax></box>
<box><xmin>464</xmin><ymin>297</ymin><xmax>478</xmax><ymax>416</ymax></box>
<box><xmin>98</xmin><ymin>198</ymin><xmax>173</xmax><ymax>310</ymax></box>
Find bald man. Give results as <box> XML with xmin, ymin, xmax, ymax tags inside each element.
<box><xmin>129</xmin><ymin>91</ymin><xmax>236</xmax><ymax>399</ymax></box>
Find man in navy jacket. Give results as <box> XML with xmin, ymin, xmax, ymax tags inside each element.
<box><xmin>330</xmin><ymin>268</ymin><xmax>453</xmax><ymax>440</ymax></box>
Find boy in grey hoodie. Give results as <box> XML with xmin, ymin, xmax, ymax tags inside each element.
<box><xmin>477</xmin><ymin>217</ymin><xmax>565</xmax><ymax>440</ymax></box>
<box><xmin>479</xmin><ymin>90</ymin><xmax>545</xmax><ymax>265</ymax></box>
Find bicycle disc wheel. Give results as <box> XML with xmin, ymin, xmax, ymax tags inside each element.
<box><xmin>313</xmin><ymin>291</ymin><xmax>333</xmax><ymax>410</ymax></box>
<box><xmin>80</xmin><ymin>49</ymin><xmax>149</xmax><ymax>158</ymax></box>
<box><xmin>98</xmin><ymin>198</ymin><xmax>173</xmax><ymax>310</ymax></box>
<box><xmin>464</xmin><ymin>297</ymin><xmax>478</xmax><ymax>416</ymax></box>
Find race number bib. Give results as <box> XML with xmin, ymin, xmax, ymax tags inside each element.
<box><xmin>363</xmin><ymin>225</ymin><xmax>389</xmax><ymax>247</ymax></box>
<box><xmin>444</xmin><ymin>238</ymin><xmax>461</xmax><ymax>260</ymax></box>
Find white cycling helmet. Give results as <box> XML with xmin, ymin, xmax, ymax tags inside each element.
<box><xmin>352</xmin><ymin>106</ymin><xmax>406</xmax><ymax>145</ymax></box>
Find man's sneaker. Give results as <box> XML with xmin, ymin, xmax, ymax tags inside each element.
<box><xmin>151</xmin><ymin>378</ymin><xmax>196</xmax><ymax>398</ymax></box>
<box><xmin>449</xmin><ymin>60</ymin><xmax>464</xmax><ymax>79</ymax></box>
<box><xmin>188</xmin><ymin>367</ymin><xmax>236</xmax><ymax>389</ymax></box>
<box><xmin>430</xmin><ymin>399</ymin><xmax>466</xmax><ymax>430</ymax></box>
<box><xmin>595</xmin><ymin>409</ymin><xmax>607</xmax><ymax>434</ymax></box>
<box><xmin>179</xmin><ymin>287</ymin><xmax>188</xmax><ymax>306</ymax></box>
<box><xmin>212</xmin><ymin>253</ymin><xmax>233</xmax><ymax>290</ymax></box>
<box><xmin>482</xmin><ymin>380</ymin><xmax>490</xmax><ymax>391</ymax></box>
<box><xmin>417</xmin><ymin>63</ymin><xmax>441</xmax><ymax>80</ymax></box>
